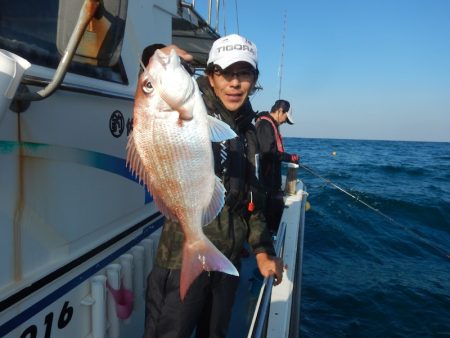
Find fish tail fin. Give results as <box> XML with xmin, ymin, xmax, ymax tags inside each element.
<box><xmin>180</xmin><ymin>237</ymin><xmax>239</xmax><ymax>300</ymax></box>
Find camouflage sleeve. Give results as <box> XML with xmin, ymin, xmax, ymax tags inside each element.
<box><xmin>246</xmin><ymin>210</ymin><xmax>276</xmax><ymax>256</ymax></box>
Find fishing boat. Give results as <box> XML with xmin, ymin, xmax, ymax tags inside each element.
<box><xmin>0</xmin><ymin>1</ymin><xmax>307</xmax><ymax>337</ymax></box>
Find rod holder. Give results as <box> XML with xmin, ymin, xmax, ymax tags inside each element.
<box><xmin>141</xmin><ymin>237</ymin><xmax>156</xmax><ymax>280</ymax></box>
<box><xmin>89</xmin><ymin>275</ymin><xmax>107</xmax><ymax>338</ymax></box>
<box><xmin>106</xmin><ymin>264</ymin><xmax>121</xmax><ymax>338</ymax></box>
<box><xmin>284</xmin><ymin>163</ymin><xmax>299</xmax><ymax>196</ymax></box>
<box><xmin>131</xmin><ymin>245</ymin><xmax>145</xmax><ymax>300</ymax></box>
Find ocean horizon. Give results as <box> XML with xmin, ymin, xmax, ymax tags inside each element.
<box><xmin>285</xmin><ymin>136</ymin><xmax>450</xmax><ymax>144</ymax></box>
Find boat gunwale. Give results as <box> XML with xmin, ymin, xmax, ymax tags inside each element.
<box><xmin>0</xmin><ymin>212</ymin><xmax>162</xmax><ymax>313</ymax></box>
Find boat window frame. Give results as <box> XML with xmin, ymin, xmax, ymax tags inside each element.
<box><xmin>0</xmin><ymin>0</ymin><xmax>128</xmax><ymax>85</ymax></box>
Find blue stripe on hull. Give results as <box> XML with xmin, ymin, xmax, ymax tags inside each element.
<box><xmin>0</xmin><ymin>141</ymin><xmax>153</xmax><ymax>202</ymax></box>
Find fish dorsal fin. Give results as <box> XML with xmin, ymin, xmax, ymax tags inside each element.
<box><xmin>202</xmin><ymin>176</ymin><xmax>226</xmax><ymax>226</ymax></box>
<box><xmin>154</xmin><ymin>48</ymin><xmax>179</xmax><ymax>68</ymax></box>
<box><xmin>207</xmin><ymin>115</ymin><xmax>237</xmax><ymax>142</ymax></box>
<box><xmin>126</xmin><ymin>133</ymin><xmax>150</xmax><ymax>188</ymax></box>
<box><xmin>126</xmin><ymin>133</ymin><xmax>178</xmax><ymax>221</ymax></box>
<box><xmin>168</xmin><ymin>48</ymin><xmax>180</xmax><ymax>67</ymax></box>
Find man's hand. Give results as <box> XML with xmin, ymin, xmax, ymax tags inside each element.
<box><xmin>255</xmin><ymin>252</ymin><xmax>286</xmax><ymax>286</ymax></box>
<box><xmin>290</xmin><ymin>154</ymin><xmax>299</xmax><ymax>163</ymax></box>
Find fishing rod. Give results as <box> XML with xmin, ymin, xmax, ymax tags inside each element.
<box><xmin>278</xmin><ymin>11</ymin><xmax>287</xmax><ymax>99</ymax></box>
<box><xmin>298</xmin><ymin>163</ymin><xmax>450</xmax><ymax>261</ymax></box>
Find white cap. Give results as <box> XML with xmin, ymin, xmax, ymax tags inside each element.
<box><xmin>286</xmin><ymin>107</ymin><xmax>294</xmax><ymax>125</ymax></box>
<box><xmin>207</xmin><ymin>34</ymin><xmax>258</xmax><ymax>70</ymax></box>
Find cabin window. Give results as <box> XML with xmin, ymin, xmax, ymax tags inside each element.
<box><xmin>0</xmin><ymin>1</ymin><xmax>128</xmax><ymax>84</ymax></box>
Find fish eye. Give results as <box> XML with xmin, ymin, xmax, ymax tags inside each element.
<box><xmin>142</xmin><ymin>81</ymin><xmax>153</xmax><ymax>93</ymax></box>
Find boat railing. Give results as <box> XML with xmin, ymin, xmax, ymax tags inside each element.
<box><xmin>179</xmin><ymin>0</ymin><xmax>221</xmax><ymax>32</ymax></box>
<box><xmin>174</xmin><ymin>1</ymin><xmax>221</xmax><ymax>68</ymax></box>
<box><xmin>247</xmin><ymin>183</ymin><xmax>307</xmax><ymax>338</ymax></box>
<box><xmin>248</xmin><ymin>220</ymin><xmax>288</xmax><ymax>338</ymax></box>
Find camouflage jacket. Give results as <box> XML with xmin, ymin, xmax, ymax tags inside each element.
<box><xmin>155</xmin><ymin>76</ymin><xmax>275</xmax><ymax>269</ymax></box>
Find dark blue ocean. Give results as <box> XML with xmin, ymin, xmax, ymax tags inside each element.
<box><xmin>283</xmin><ymin>138</ymin><xmax>450</xmax><ymax>338</ymax></box>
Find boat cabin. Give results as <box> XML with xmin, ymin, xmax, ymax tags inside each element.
<box><xmin>0</xmin><ymin>1</ymin><xmax>306</xmax><ymax>337</ymax></box>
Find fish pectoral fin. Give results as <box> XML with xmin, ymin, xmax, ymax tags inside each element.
<box><xmin>202</xmin><ymin>176</ymin><xmax>226</xmax><ymax>226</ymax></box>
<box><xmin>207</xmin><ymin>115</ymin><xmax>237</xmax><ymax>142</ymax></box>
<box><xmin>180</xmin><ymin>238</ymin><xmax>239</xmax><ymax>300</ymax></box>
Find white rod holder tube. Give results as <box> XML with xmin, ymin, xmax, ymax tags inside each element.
<box><xmin>106</xmin><ymin>264</ymin><xmax>121</xmax><ymax>338</ymax></box>
<box><xmin>141</xmin><ymin>238</ymin><xmax>155</xmax><ymax>280</ymax></box>
<box><xmin>131</xmin><ymin>246</ymin><xmax>145</xmax><ymax>300</ymax></box>
<box><xmin>120</xmin><ymin>253</ymin><xmax>134</xmax><ymax>323</ymax></box>
<box><xmin>120</xmin><ymin>253</ymin><xmax>134</xmax><ymax>292</ymax></box>
<box><xmin>91</xmin><ymin>275</ymin><xmax>107</xmax><ymax>338</ymax></box>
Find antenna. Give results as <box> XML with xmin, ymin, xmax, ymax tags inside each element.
<box><xmin>234</xmin><ymin>0</ymin><xmax>240</xmax><ymax>34</ymax></box>
<box><xmin>222</xmin><ymin>0</ymin><xmax>227</xmax><ymax>35</ymax></box>
<box><xmin>278</xmin><ymin>11</ymin><xmax>287</xmax><ymax>99</ymax></box>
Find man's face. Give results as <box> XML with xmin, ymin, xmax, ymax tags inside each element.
<box><xmin>207</xmin><ymin>62</ymin><xmax>256</xmax><ymax>112</ymax></box>
<box><xmin>279</xmin><ymin>109</ymin><xmax>289</xmax><ymax>124</ymax></box>
<box><xmin>273</xmin><ymin>108</ymin><xmax>289</xmax><ymax>124</ymax></box>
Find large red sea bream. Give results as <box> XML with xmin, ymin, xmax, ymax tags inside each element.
<box><xmin>127</xmin><ymin>49</ymin><xmax>238</xmax><ymax>299</ymax></box>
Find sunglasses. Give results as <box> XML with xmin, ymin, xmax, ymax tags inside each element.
<box><xmin>213</xmin><ymin>67</ymin><xmax>256</xmax><ymax>81</ymax></box>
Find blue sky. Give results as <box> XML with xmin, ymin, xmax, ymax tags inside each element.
<box><xmin>196</xmin><ymin>0</ymin><xmax>450</xmax><ymax>142</ymax></box>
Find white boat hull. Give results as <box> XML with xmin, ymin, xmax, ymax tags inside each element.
<box><xmin>0</xmin><ymin>1</ymin><xmax>306</xmax><ymax>337</ymax></box>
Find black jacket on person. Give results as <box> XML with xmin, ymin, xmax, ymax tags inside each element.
<box><xmin>255</xmin><ymin>112</ymin><xmax>294</xmax><ymax>193</ymax></box>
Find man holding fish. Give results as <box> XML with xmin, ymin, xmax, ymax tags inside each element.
<box><xmin>128</xmin><ymin>34</ymin><xmax>284</xmax><ymax>338</ymax></box>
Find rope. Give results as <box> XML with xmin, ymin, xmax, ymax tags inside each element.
<box><xmin>298</xmin><ymin>163</ymin><xmax>450</xmax><ymax>260</ymax></box>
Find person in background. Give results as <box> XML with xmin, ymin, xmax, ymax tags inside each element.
<box><xmin>142</xmin><ymin>34</ymin><xmax>284</xmax><ymax>338</ymax></box>
<box><xmin>255</xmin><ymin>99</ymin><xmax>299</xmax><ymax>233</ymax></box>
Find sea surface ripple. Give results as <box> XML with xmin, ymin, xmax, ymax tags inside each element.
<box><xmin>283</xmin><ymin>138</ymin><xmax>450</xmax><ymax>337</ymax></box>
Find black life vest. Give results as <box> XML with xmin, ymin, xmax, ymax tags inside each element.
<box><xmin>198</xmin><ymin>77</ymin><xmax>264</xmax><ymax>215</ymax></box>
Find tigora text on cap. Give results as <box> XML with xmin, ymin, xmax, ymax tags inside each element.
<box><xmin>216</xmin><ymin>44</ymin><xmax>256</xmax><ymax>56</ymax></box>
